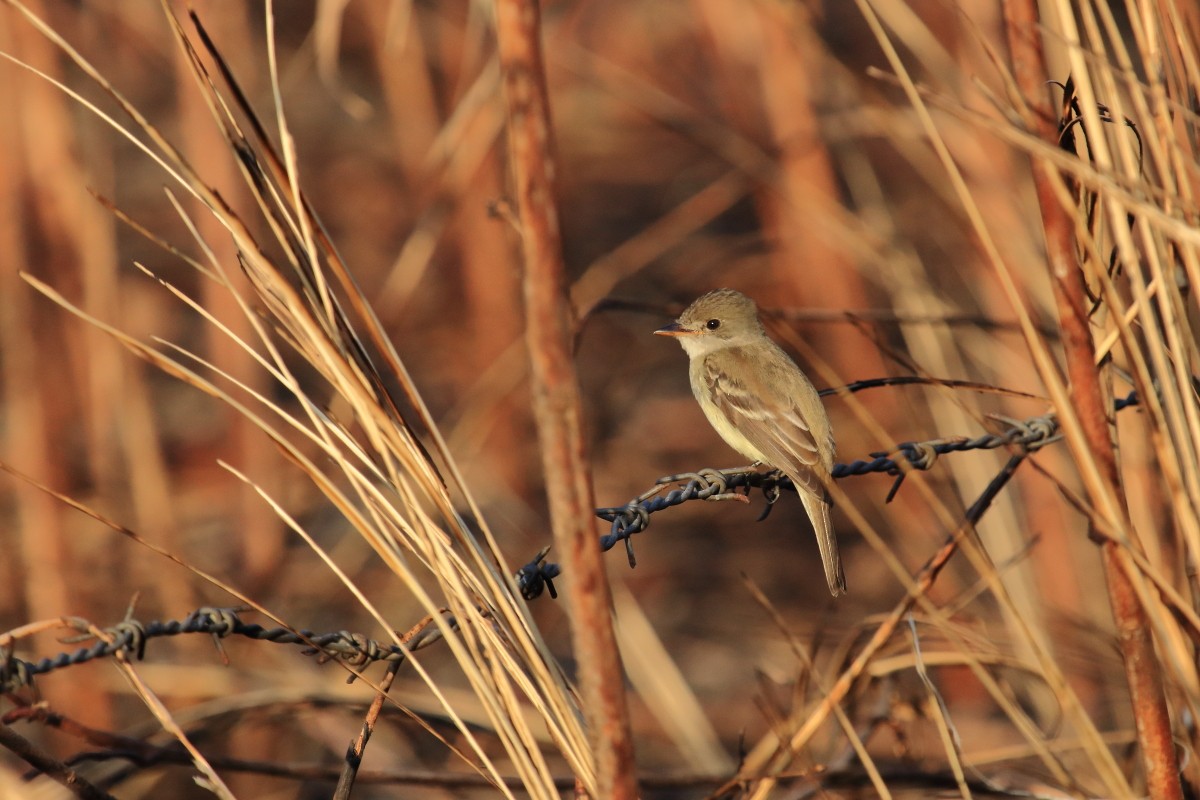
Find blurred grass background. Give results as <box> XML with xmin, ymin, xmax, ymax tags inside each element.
<box><xmin>0</xmin><ymin>0</ymin><xmax>1197</xmax><ymax>797</ymax></box>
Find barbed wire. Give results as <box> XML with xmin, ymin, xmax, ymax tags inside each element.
<box><xmin>0</xmin><ymin>544</ymin><xmax>566</xmax><ymax>694</ymax></box>
<box><xmin>594</xmin><ymin>390</ymin><xmax>1140</xmax><ymax>567</ymax></box>
<box><xmin>0</xmin><ymin>392</ymin><xmax>1141</xmax><ymax>693</ymax></box>
<box><xmin>0</xmin><ymin>607</ymin><xmax>442</xmax><ymax>695</ymax></box>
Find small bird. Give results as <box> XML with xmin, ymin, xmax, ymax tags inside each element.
<box><xmin>655</xmin><ymin>289</ymin><xmax>845</xmax><ymax>596</ymax></box>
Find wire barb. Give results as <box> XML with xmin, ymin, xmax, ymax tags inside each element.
<box><xmin>516</xmin><ymin>546</ymin><xmax>561</xmax><ymax>600</ymax></box>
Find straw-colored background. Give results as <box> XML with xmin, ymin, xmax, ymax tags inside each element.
<box><xmin>1</xmin><ymin>0</ymin><xmax>1197</xmax><ymax>797</ymax></box>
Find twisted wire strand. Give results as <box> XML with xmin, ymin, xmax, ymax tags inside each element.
<box><xmin>1</xmin><ymin>608</ymin><xmax>415</xmax><ymax>694</ymax></box>
<box><xmin>0</xmin><ymin>545</ymin><xmax>560</xmax><ymax>693</ymax></box>
<box><xmin>595</xmin><ymin>391</ymin><xmax>1139</xmax><ymax>566</ymax></box>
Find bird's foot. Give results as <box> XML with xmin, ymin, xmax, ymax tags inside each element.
<box><xmin>755</xmin><ymin>473</ymin><xmax>784</xmax><ymax>521</ymax></box>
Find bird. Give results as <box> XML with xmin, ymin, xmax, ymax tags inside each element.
<box><xmin>654</xmin><ymin>288</ymin><xmax>845</xmax><ymax>596</ymax></box>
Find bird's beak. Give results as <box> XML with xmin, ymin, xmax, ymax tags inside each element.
<box><xmin>654</xmin><ymin>321</ymin><xmax>691</xmax><ymax>337</ymax></box>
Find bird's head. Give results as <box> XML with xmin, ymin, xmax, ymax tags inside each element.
<box><xmin>654</xmin><ymin>288</ymin><xmax>766</xmax><ymax>357</ymax></box>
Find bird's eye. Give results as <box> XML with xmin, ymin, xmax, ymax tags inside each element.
<box><xmin>706</xmin><ymin>318</ymin><xmax>721</xmax><ymax>330</ymax></box>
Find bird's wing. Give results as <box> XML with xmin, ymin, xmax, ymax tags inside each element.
<box><xmin>704</xmin><ymin>348</ymin><xmax>845</xmax><ymax>595</ymax></box>
<box><xmin>702</xmin><ymin>351</ymin><xmax>828</xmax><ymax>496</ymax></box>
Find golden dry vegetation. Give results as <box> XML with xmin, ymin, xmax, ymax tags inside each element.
<box><xmin>0</xmin><ymin>0</ymin><xmax>1198</xmax><ymax>798</ymax></box>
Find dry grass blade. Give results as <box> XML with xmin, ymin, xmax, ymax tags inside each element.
<box><xmin>106</xmin><ymin>648</ymin><xmax>235</xmax><ymax>800</ymax></box>
<box><xmin>905</xmin><ymin>616</ymin><xmax>971</xmax><ymax>800</ymax></box>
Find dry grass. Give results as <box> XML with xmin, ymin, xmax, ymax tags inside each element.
<box><xmin>0</xmin><ymin>0</ymin><xmax>1198</xmax><ymax>798</ymax></box>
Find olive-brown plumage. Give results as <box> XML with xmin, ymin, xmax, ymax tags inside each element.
<box><xmin>655</xmin><ymin>289</ymin><xmax>845</xmax><ymax>596</ymax></box>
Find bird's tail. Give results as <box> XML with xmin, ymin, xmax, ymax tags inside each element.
<box><xmin>799</xmin><ymin>490</ymin><xmax>846</xmax><ymax>596</ymax></box>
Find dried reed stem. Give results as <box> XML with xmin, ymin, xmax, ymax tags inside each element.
<box><xmin>492</xmin><ymin>0</ymin><xmax>637</xmax><ymax>796</ymax></box>
<box><xmin>1002</xmin><ymin>2</ymin><xmax>1183</xmax><ymax>797</ymax></box>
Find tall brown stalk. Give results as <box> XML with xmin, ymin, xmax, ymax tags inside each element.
<box><xmin>492</xmin><ymin>0</ymin><xmax>638</xmax><ymax>797</ymax></box>
<box><xmin>1002</xmin><ymin>2</ymin><xmax>1183</xmax><ymax>797</ymax></box>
